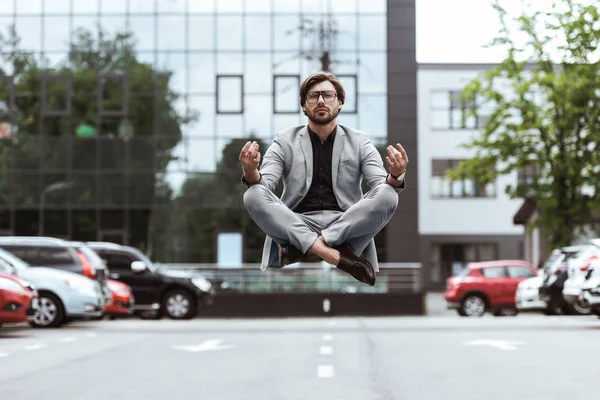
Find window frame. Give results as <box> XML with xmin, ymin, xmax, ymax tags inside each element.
<box><xmin>41</xmin><ymin>72</ymin><xmax>73</xmax><ymax>118</ymax></box>
<box><xmin>216</xmin><ymin>74</ymin><xmax>244</xmax><ymax>114</ymax></box>
<box><xmin>272</xmin><ymin>74</ymin><xmax>300</xmax><ymax>114</ymax></box>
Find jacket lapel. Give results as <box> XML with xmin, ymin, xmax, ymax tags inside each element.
<box><xmin>299</xmin><ymin>126</ymin><xmax>313</xmax><ymax>189</ymax></box>
<box><xmin>331</xmin><ymin>125</ymin><xmax>345</xmax><ymax>190</ymax></box>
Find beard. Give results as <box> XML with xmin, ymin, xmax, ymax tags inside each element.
<box><xmin>306</xmin><ymin>106</ymin><xmax>340</xmax><ymax>125</ymax></box>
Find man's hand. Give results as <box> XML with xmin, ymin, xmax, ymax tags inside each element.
<box><xmin>239</xmin><ymin>141</ymin><xmax>261</xmax><ymax>184</ymax></box>
<box><xmin>385</xmin><ymin>143</ymin><xmax>408</xmax><ymax>183</ymax></box>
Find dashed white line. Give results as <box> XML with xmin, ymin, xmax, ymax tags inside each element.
<box><xmin>24</xmin><ymin>343</ymin><xmax>47</xmax><ymax>350</ymax></box>
<box><xmin>322</xmin><ymin>334</ymin><xmax>333</xmax><ymax>341</ymax></box>
<box><xmin>320</xmin><ymin>345</ymin><xmax>333</xmax><ymax>355</ymax></box>
<box><xmin>318</xmin><ymin>365</ymin><xmax>335</xmax><ymax>378</ymax></box>
<box><xmin>58</xmin><ymin>337</ymin><xmax>76</xmax><ymax>343</ymax></box>
<box><xmin>0</xmin><ymin>352</ymin><xmax>9</xmax><ymax>359</ymax></box>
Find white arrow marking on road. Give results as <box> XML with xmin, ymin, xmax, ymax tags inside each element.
<box><xmin>173</xmin><ymin>339</ymin><xmax>234</xmax><ymax>353</ymax></box>
<box><xmin>83</xmin><ymin>332</ymin><xmax>97</xmax><ymax>338</ymax></box>
<box><xmin>463</xmin><ymin>339</ymin><xmax>525</xmax><ymax>351</ymax></box>
<box><xmin>0</xmin><ymin>352</ymin><xmax>9</xmax><ymax>358</ymax></box>
<box><xmin>318</xmin><ymin>365</ymin><xmax>335</xmax><ymax>378</ymax></box>
<box><xmin>59</xmin><ymin>337</ymin><xmax>76</xmax><ymax>343</ymax></box>
<box><xmin>320</xmin><ymin>346</ymin><xmax>334</xmax><ymax>355</ymax></box>
<box><xmin>322</xmin><ymin>334</ymin><xmax>333</xmax><ymax>341</ymax></box>
<box><xmin>24</xmin><ymin>343</ymin><xmax>47</xmax><ymax>350</ymax></box>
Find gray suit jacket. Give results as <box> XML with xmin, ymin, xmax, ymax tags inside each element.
<box><xmin>243</xmin><ymin>124</ymin><xmax>404</xmax><ymax>271</ymax></box>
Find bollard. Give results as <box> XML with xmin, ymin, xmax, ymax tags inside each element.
<box><xmin>322</xmin><ymin>298</ymin><xmax>331</xmax><ymax>313</ymax></box>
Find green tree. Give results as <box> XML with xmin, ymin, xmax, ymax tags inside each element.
<box><xmin>448</xmin><ymin>0</ymin><xmax>600</xmax><ymax>249</ymax></box>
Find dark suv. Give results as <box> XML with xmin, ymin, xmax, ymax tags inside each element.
<box><xmin>0</xmin><ymin>237</ymin><xmax>111</xmax><ymax>305</ymax></box>
<box><xmin>86</xmin><ymin>242</ymin><xmax>215</xmax><ymax>320</ymax></box>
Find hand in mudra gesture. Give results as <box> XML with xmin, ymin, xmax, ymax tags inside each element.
<box><xmin>385</xmin><ymin>143</ymin><xmax>408</xmax><ymax>176</ymax></box>
<box><xmin>239</xmin><ymin>141</ymin><xmax>261</xmax><ymax>173</ymax></box>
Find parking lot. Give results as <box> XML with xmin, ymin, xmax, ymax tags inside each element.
<box><xmin>1</xmin><ymin>314</ymin><xmax>599</xmax><ymax>400</ymax></box>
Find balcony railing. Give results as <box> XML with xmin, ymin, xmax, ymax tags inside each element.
<box><xmin>157</xmin><ymin>262</ymin><xmax>422</xmax><ymax>294</ymax></box>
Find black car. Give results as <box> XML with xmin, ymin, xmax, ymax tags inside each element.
<box><xmin>539</xmin><ymin>245</ymin><xmax>586</xmax><ymax>315</ymax></box>
<box><xmin>86</xmin><ymin>242</ymin><xmax>215</xmax><ymax>320</ymax></box>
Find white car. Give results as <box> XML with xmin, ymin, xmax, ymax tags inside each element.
<box><xmin>0</xmin><ymin>248</ymin><xmax>105</xmax><ymax>328</ymax></box>
<box><xmin>562</xmin><ymin>238</ymin><xmax>600</xmax><ymax>314</ymax></box>
<box><xmin>580</xmin><ymin>259</ymin><xmax>600</xmax><ymax>317</ymax></box>
<box><xmin>516</xmin><ymin>274</ymin><xmax>546</xmax><ymax>311</ymax></box>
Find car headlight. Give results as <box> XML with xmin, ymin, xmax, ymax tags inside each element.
<box><xmin>191</xmin><ymin>278</ymin><xmax>212</xmax><ymax>292</ymax></box>
<box><xmin>0</xmin><ymin>277</ymin><xmax>26</xmax><ymax>293</ymax></box>
<box><xmin>65</xmin><ymin>279</ymin><xmax>98</xmax><ymax>296</ymax></box>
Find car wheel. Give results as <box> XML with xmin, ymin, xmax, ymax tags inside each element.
<box><xmin>460</xmin><ymin>294</ymin><xmax>486</xmax><ymax>317</ymax></box>
<box><xmin>30</xmin><ymin>292</ymin><xmax>64</xmax><ymax>328</ymax></box>
<box><xmin>163</xmin><ymin>289</ymin><xmax>197</xmax><ymax>320</ymax></box>
<box><xmin>570</xmin><ymin>300</ymin><xmax>592</xmax><ymax>315</ymax></box>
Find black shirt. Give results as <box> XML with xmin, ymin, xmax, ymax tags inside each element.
<box><xmin>294</xmin><ymin>127</ymin><xmax>342</xmax><ymax>214</ymax></box>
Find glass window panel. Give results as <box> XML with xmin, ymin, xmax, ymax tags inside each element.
<box><xmin>188</xmin><ymin>0</ymin><xmax>214</xmax><ymax>13</ymax></box>
<box><xmin>188</xmin><ymin>16</ymin><xmax>214</xmax><ymax>50</ymax></box>
<box><xmin>71</xmin><ymin>16</ymin><xmax>100</xmax><ymax>40</ymax></box>
<box><xmin>359</xmin><ymin>0</ymin><xmax>386</xmax><ymax>12</ymax></box>
<box><xmin>217</xmin><ymin>16</ymin><xmax>243</xmax><ymax>50</ymax></box>
<box><xmin>129</xmin><ymin>16</ymin><xmax>155</xmax><ymax>51</ymax></box>
<box><xmin>451</xmin><ymin>109</ymin><xmax>463</xmax><ymax>129</ymax></box>
<box><xmin>464</xmin><ymin>179</ymin><xmax>475</xmax><ymax>197</ymax></box>
<box><xmin>274</xmin><ymin>16</ymin><xmax>301</xmax><ymax>51</ymax></box>
<box><xmin>158</xmin><ymin>16</ymin><xmax>186</xmax><ymax>51</ymax></box>
<box><xmin>217</xmin><ymin>53</ymin><xmax>242</xmax><ymax>74</ymax></box>
<box><xmin>339</xmin><ymin>76</ymin><xmax>357</xmax><ymax>113</ymax></box>
<box><xmin>188</xmin><ymin>54</ymin><xmax>215</xmax><ymax>94</ymax></box>
<box><xmin>156</xmin><ymin>53</ymin><xmax>187</xmax><ymax>96</ymax></box>
<box><xmin>100</xmin><ymin>0</ymin><xmax>127</xmax><ymax>13</ymax></box>
<box><xmin>331</xmin><ymin>0</ymin><xmax>357</xmax><ymax>12</ymax></box>
<box><xmin>464</xmin><ymin>245</ymin><xmax>476</xmax><ymax>261</ymax></box>
<box><xmin>274</xmin><ymin>114</ymin><xmax>302</xmax><ymax>133</ymax></box>
<box><xmin>217</xmin><ymin>76</ymin><xmax>243</xmax><ymax>113</ymax></box>
<box><xmin>302</xmin><ymin>0</ymin><xmax>327</xmax><ymax>13</ymax></box>
<box><xmin>246</xmin><ymin>0</ymin><xmax>271</xmax><ymax>12</ymax></box>
<box><xmin>157</xmin><ymin>0</ymin><xmax>186</xmax><ymax>12</ymax></box>
<box><xmin>101</xmin><ymin>15</ymin><xmax>127</xmax><ymax>37</ymax></box>
<box><xmin>274</xmin><ymin>75</ymin><xmax>300</xmax><ymax>114</ymax></box>
<box><xmin>273</xmin><ymin>52</ymin><xmax>300</xmax><ymax>74</ymax></box>
<box><xmin>167</xmin><ymin>141</ymin><xmax>187</xmax><ymax>171</ymax></box>
<box><xmin>187</xmin><ymin>138</ymin><xmax>218</xmax><ymax>172</ymax></box>
<box><xmin>330</xmin><ymin>54</ymin><xmax>359</xmax><ymax>74</ymax></box>
<box><xmin>431</xmin><ymin>110</ymin><xmax>449</xmax><ymax>129</ymax></box>
<box><xmin>485</xmin><ymin>182</ymin><xmax>496</xmax><ymax>197</ymax></box>
<box><xmin>245</xmin><ymin>16</ymin><xmax>271</xmax><ymax>51</ymax></box>
<box><xmin>45</xmin><ymin>0</ymin><xmax>71</xmax><ymax>13</ymax></box>
<box><xmin>99</xmin><ymin>173</ymin><xmax>127</xmax><ymax>207</ymax></box>
<box><xmin>72</xmin><ymin>1</ymin><xmax>98</xmax><ymax>13</ymax></box>
<box><xmin>358</xmin><ymin>95</ymin><xmax>386</xmax><ymax>137</ymax></box>
<box><xmin>440</xmin><ymin>178</ymin><xmax>450</xmax><ymax>197</ymax></box>
<box><xmin>128</xmin><ymin>137</ymin><xmax>157</xmax><ymax>171</ymax></box>
<box><xmin>217</xmin><ymin>114</ymin><xmax>243</xmax><ymax>138</ymax></box>
<box><xmin>128</xmin><ymin>173</ymin><xmax>157</xmax><ymax>207</ymax></box>
<box><xmin>17</xmin><ymin>0</ymin><xmax>42</xmax><ymax>14</ymax></box>
<box><xmin>187</xmin><ymin>96</ymin><xmax>215</xmax><ymax>138</ymax></box>
<box><xmin>0</xmin><ymin>1</ymin><xmax>14</xmax><ymax>14</ymax></box>
<box><xmin>359</xmin><ymin>16</ymin><xmax>386</xmax><ymax>51</ymax></box>
<box><xmin>15</xmin><ymin>17</ymin><xmax>42</xmax><ymax>52</ymax></box>
<box><xmin>338</xmin><ymin>114</ymin><xmax>357</xmax><ymax>129</ymax></box>
<box><xmin>43</xmin><ymin>17</ymin><xmax>71</xmax><ymax>52</ymax></box>
<box><xmin>358</xmin><ymin>52</ymin><xmax>386</xmax><ymax>93</ymax></box>
<box><xmin>245</xmin><ymin>95</ymin><xmax>274</xmax><ymax>140</ymax></box>
<box><xmin>245</xmin><ymin>54</ymin><xmax>273</xmax><ymax>95</ymax></box>
<box><xmin>161</xmin><ymin>170</ymin><xmax>187</xmax><ymax>198</ymax></box>
<box><xmin>451</xmin><ymin>181</ymin><xmax>463</xmax><ymax>197</ymax></box>
<box><xmin>217</xmin><ymin>0</ymin><xmax>243</xmax><ymax>12</ymax></box>
<box><xmin>274</xmin><ymin>0</ymin><xmax>299</xmax><ymax>13</ymax></box>
<box><xmin>431</xmin><ymin>91</ymin><xmax>450</xmax><ymax>109</ymax></box>
<box><xmin>479</xmin><ymin>244</ymin><xmax>497</xmax><ymax>261</ymax></box>
<box><xmin>335</xmin><ymin>16</ymin><xmax>357</xmax><ymax>51</ymax></box>
<box><xmin>71</xmin><ymin>172</ymin><xmax>97</xmax><ymax>207</ymax></box>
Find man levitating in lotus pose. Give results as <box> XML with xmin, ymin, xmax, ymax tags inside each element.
<box><xmin>239</xmin><ymin>72</ymin><xmax>408</xmax><ymax>286</ymax></box>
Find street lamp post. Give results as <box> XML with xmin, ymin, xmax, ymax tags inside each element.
<box><xmin>39</xmin><ymin>181</ymin><xmax>74</xmax><ymax>236</ymax></box>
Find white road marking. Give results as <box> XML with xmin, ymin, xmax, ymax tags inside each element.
<box><xmin>24</xmin><ymin>343</ymin><xmax>47</xmax><ymax>350</ymax></box>
<box><xmin>322</xmin><ymin>334</ymin><xmax>333</xmax><ymax>341</ymax></box>
<box><xmin>58</xmin><ymin>337</ymin><xmax>76</xmax><ymax>343</ymax></box>
<box><xmin>318</xmin><ymin>365</ymin><xmax>335</xmax><ymax>378</ymax></box>
<box><xmin>173</xmin><ymin>339</ymin><xmax>234</xmax><ymax>352</ymax></box>
<box><xmin>320</xmin><ymin>345</ymin><xmax>333</xmax><ymax>355</ymax></box>
<box><xmin>463</xmin><ymin>339</ymin><xmax>525</xmax><ymax>351</ymax></box>
<box><xmin>0</xmin><ymin>352</ymin><xmax>9</xmax><ymax>358</ymax></box>
<box><xmin>83</xmin><ymin>332</ymin><xmax>97</xmax><ymax>338</ymax></box>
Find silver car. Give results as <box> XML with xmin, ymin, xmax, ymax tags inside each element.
<box><xmin>0</xmin><ymin>248</ymin><xmax>105</xmax><ymax>328</ymax></box>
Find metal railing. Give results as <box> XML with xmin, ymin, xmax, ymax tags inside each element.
<box><xmin>158</xmin><ymin>262</ymin><xmax>422</xmax><ymax>294</ymax></box>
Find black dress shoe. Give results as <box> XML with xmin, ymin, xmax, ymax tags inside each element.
<box><xmin>279</xmin><ymin>244</ymin><xmax>307</xmax><ymax>267</ymax></box>
<box><xmin>334</xmin><ymin>243</ymin><xmax>376</xmax><ymax>286</ymax></box>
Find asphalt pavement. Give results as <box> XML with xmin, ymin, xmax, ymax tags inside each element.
<box><xmin>1</xmin><ymin>314</ymin><xmax>599</xmax><ymax>400</ymax></box>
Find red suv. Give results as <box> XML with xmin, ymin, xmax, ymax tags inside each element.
<box><xmin>444</xmin><ymin>260</ymin><xmax>537</xmax><ymax>317</ymax></box>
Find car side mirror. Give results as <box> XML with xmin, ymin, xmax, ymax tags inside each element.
<box><xmin>131</xmin><ymin>261</ymin><xmax>147</xmax><ymax>273</ymax></box>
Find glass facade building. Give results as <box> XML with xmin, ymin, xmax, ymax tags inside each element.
<box><xmin>0</xmin><ymin>0</ymin><xmax>400</xmax><ymax>264</ymax></box>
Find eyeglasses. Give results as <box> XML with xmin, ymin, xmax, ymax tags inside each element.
<box><xmin>306</xmin><ymin>90</ymin><xmax>337</xmax><ymax>104</ymax></box>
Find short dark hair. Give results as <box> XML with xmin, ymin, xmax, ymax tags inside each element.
<box><xmin>299</xmin><ymin>72</ymin><xmax>345</xmax><ymax>108</ymax></box>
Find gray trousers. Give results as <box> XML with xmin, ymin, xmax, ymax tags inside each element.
<box><xmin>243</xmin><ymin>183</ymin><xmax>399</xmax><ymax>257</ymax></box>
